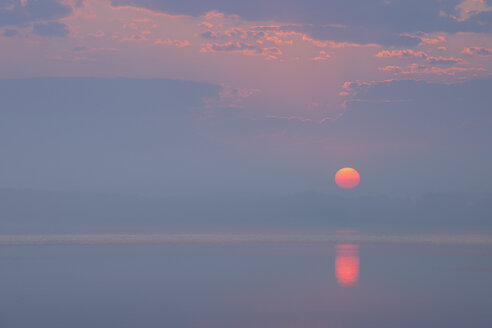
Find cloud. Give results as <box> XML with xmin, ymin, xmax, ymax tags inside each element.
<box><xmin>110</xmin><ymin>0</ymin><xmax>456</xmax><ymax>29</ymax></box>
<box><xmin>463</xmin><ymin>46</ymin><xmax>492</xmax><ymax>56</ymax></box>
<box><xmin>1</xmin><ymin>77</ymin><xmax>492</xmax><ymax>204</ymax></box>
<box><xmin>0</xmin><ymin>0</ymin><xmax>72</xmax><ymax>27</ymax></box>
<box><xmin>203</xmin><ymin>78</ymin><xmax>492</xmax><ymax>176</ymax></box>
<box><xmin>154</xmin><ymin>38</ymin><xmax>190</xmax><ymax>47</ymax></box>
<box><xmin>426</xmin><ymin>56</ymin><xmax>464</xmax><ymax>65</ymax></box>
<box><xmin>2</xmin><ymin>28</ymin><xmax>21</xmax><ymax>37</ymax></box>
<box><xmin>340</xmin><ymin>78</ymin><xmax>492</xmax><ymax>136</ymax></box>
<box><xmin>418</xmin><ymin>34</ymin><xmax>446</xmax><ymax>45</ymax></box>
<box><xmin>379</xmin><ymin>63</ymin><xmax>483</xmax><ymax>75</ymax></box>
<box><xmin>32</xmin><ymin>21</ymin><xmax>69</xmax><ymax>37</ymax></box>
<box><xmin>376</xmin><ymin>49</ymin><xmax>428</xmax><ymax>59</ymax></box>
<box><xmin>311</xmin><ymin>50</ymin><xmax>331</xmax><ymax>61</ymax></box>
<box><xmin>0</xmin><ymin>77</ymin><xmax>244</xmax><ymax>196</ymax></box>
<box><xmin>111</xmin><ymin>0</ymin><xmax>492</xmax><ymax>45</ymax></box>
<box><xmin>295</xmin><ymin>24</ymin><xmax>422</xmax><ymax>47</ymax></box>
<box><xmin>200</xmin><ymin>26</ymin><xmax>266</xmax><ymax>40</ymax></box>
<box><xmin>201</xmin><ymin>41</ymin><xmax>282</xmax><ymax>58</ymax></box>
<box><xmin>376</xmin><ymin>49</ymin><xmax>464</xmax><ymax>65</ymax></box>
<box><xmin>202</xmin><ymin>83</ymin><xmax>261</xmax><ymax>110</ymax></box>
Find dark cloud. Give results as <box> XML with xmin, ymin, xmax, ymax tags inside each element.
<box><xmin>111</xmin><ymin>0</ymin><xmax>459</xmax><ymax>27</ymax></box>
<box><xmin>2</xmin><ymin>28</ymin><xmax>20</xmax><ymax>37</ymax></box>
<box><xmin>375</xmin><ymin>49</ymin><xmax>464</xmax><ymax>64</ymax></box>
<box><xmin>463</xmin><ymin>46</ymin><xmax>492</xmax><ymax>56</ymax></box>
<box><xmin>207</xmin><ymin>78</ymin><xmax>492</xmax><ymax>143</ymax></box>
<box><xmin>202</xmin><ymin>41</ymin><xmax>282</xmax><ymax>57</ymax></box>
<box><xmin>112</xmin><ymin>0</ymin><xmax>491</xmax><ymax>45</ymax></box>
<box><xmin>0</xmin><ymin>0</ymin><xmax>72</xmax><ymax>27</ymax></box>
<box><xmin>1</xmin><ymin>77</ymin><xmax>491</xmax><ymax>201</ymax></box>
<box><xmin>304</xmin><ymin>78</ymin><xmax>492</xmax><ymax>146</ymax></box>
<box><xmin>468</xmin><ymin>10</ymin><xmax>492</xmax><ymax>31</ymax></box>
<box><xmin>292</xmin><ymin>24</ymin><xmax>422</xmax><ymax>47</ymax></box>
<box><xmin>198</xmin><ymin>78</ymin><xmax>492</xmax><ymax>193</ymax></box>
<box><xmin>32</xmin><ymin>21</ymin><xmax>69</xmax><ymax>37</ymax></box>
<box><xmin>425</xmin><ymin>56</ymin><xmax>462</xmax><ymax>64</ymax></box>
<box><xmin>0</xmin><ymin>78</ymin><xmax>242</xmax><ymax>196</ymax></box>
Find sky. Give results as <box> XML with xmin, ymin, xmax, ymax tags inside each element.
<box><xmin>1</xmin><ymin>0</ymin><xmax>492</xmax><ymax>231</ymax></box>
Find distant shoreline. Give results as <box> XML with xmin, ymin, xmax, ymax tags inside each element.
<box><xmin>1</xmin><ymin>233</ymin><xmax>492</xmax><ymax>246</ymax></box>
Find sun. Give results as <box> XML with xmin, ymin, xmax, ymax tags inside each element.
<box><xmin>335</xmin><ymin>167</ymin><xmax>360</xmax><ymax>189</ymax></box>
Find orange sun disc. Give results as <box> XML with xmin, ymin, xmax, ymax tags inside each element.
<box><xmin>335</xmin><ymin>167</ymin><xmax>360</xmax><ymax>189</ymax></box>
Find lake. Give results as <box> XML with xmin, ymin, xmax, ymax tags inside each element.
<box><xmin>1</xmin><ymin>233</ymin><xmax>491</xmax><ymax>328</ymax></box>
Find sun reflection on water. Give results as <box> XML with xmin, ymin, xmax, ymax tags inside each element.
<box><xmin>335</xmin><ymin>244</ymin><xmax>360</xmax><ymax>286</ymax></box>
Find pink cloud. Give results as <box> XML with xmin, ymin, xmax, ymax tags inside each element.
<box><xmin>419</xmin><ymin>35</ymin><xmax>446</xmax><ymax>45</ymax></box>
<box><xmin>200</xmin><ymin>24</ymin><xmax>377</xmax><ymax>54</ymax></box>
<box><xmin>462</xmin><ymin>46</ymin><xmax>492</xmax><ymax>56</ymax></box>
<box><xmin>202</xmin><ymin>10</ymin><xmax>227</xmax><ymax>20</ymax></box>
<box><xmin>264</xmin><ymin>34</ymin><xmax>293</xmax><ymax>45</ymax></box>
<box><xmin>301</xmin><ymin>34</ymin><xmax>378</xmax><ymax>48</ymax></box>
<box><xmin>199</xmin><ymin>21</ymin><xmax>214</xmax><ymax>28</ymax></box>
<box><xmin>379</xmin><ymin>63</ymin><xmax>485</xmax><ymax>76</ymax></box>
<box><xmin>312</xmin><ymin>50</ymin><xmax>331</xmax><ymax>61</ymax></box>
<box><xmin>154</xmin><ymin>38</ymin><xmax>191</xmax><ymax>47</ymax></box>
<box><xmin>376</xmin><ymin>49</ymin><xmax>463</xmax><ymax>65</ymax></box>
<box><xmin>340</xmin><ymin>81</ymin><xmax>371</xmax><ymax>95</ymax></box>
<box><xmin>426</xmin><ymin>56</ymin><xmax>464</xmax><ymax>65</ymax></box>
<box><xmin>376</xmin><ymin>49</ymin><xmax>428</xmax><ymax>59</ymax></box>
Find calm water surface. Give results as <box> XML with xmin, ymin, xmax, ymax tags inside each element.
<box><xmin>1</xmin><ymin>243</ymin><xmax>491</xmax><ymax>328</ymax></box>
